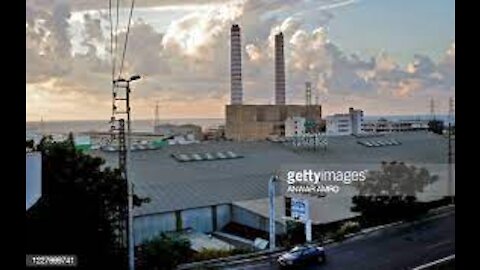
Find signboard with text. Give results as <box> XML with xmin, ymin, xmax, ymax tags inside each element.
<box><xmin>291</xmin><ymin>198</ymin><xmax>309</xmax><ymax>222</ymax></box>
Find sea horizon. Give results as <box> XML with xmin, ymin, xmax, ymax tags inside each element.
<box><xmin>26</xmin><ymin>114</ymin><xmax>454</xmax><ymax>135</ymax></box>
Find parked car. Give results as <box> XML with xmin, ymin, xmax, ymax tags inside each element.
<box><xmin>277</xmin><ymin>245</ymin><xmax>326</xmax><ymax>268</ymax></box>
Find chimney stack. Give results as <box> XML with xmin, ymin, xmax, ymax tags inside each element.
<box><xmin>275</xmin><ymin>32</ymin><xmax>286</xmax><ymax>105</ymax></box>
<box><xmin>230</xmin><ymin>24</ymin><xmax>243</xmax><ymax>105</ymax></box>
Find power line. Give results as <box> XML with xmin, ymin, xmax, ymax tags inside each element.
<box><xmin>114</xmin><ymin>0</ymin><xmax>120</xmax><ymax>78</ymax></box>
<box><xmin>108</xmin><ymin>0</ymin><xmax>115</xmax><ymax>82</ymax></box>
<box><xmin>119</xmin><ymin>0</ymin><xmax>136</xmax><ymax>78</ymax></box>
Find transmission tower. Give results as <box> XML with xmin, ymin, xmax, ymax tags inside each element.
<box><xmin>154</xmin><ymin>101</ymin><xmax>159</xmax><ymax>130</ymax></box>
<box><xmin>430</xmin><ymin>97</ymin><xmax>436</xmax><ymax>121</ymax></box>
<box><xmin>447</xmin><ymin>97</ymin><xmax>454</xmax><ymax>203</ymax></box>
<box><xmin>109</xmin><ymin>80</ymin><xmax>129</xmax><ymax>253</ymax></box>
<box><xmin>305</xmin><ymin>82</ymin><xmax>312</xmax><ymax>106</ymax></box>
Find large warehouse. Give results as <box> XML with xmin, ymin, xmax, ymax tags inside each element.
<box><xmin>93</xmin><ymin>131</ymin><xmax>454</xmax><ymax>245</ymax></box>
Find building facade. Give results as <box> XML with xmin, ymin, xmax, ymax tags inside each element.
<box><xmin>225</xmin><ymin>105</ymin><xmax>322</xmax><ymax>141</ymax></box>
<box><xmin>285</xmin><ymin>117</ymin><xmax>306</xmax><ymax>137</ymax></box>
<box><xmin>362</xmin><ymin>119</ymin><xmax>429</xmax><ymax>133</ymax></box>
<box><xmin>154</xmin><ymin>124</ymin><xmax>203</xmax><ymax>140</ymax></box>
<box><xmin>326</xmin><ymin>107</ymin><xmax>364</xmax><ymax>136</ymax></box>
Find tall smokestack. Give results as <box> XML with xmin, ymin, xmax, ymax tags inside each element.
<box><xmin>230</xmin><ymin>24</ymin><xmax>243</xmax><ymax>105</ymax></box>
<box><xmin>275</xmin><ymin>32</ymin><xmax>286</xmax><ymax>105</ymax></box>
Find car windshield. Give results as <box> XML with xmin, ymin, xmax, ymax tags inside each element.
<box><xmin>289</xmin><ymin>246</ymin><xmax>306</xmax><ymax>254</ymax></box>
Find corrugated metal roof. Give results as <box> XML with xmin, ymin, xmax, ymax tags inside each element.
<box><xmin>92</xmin><ymin>132</ymin><xmax>453</xmax><ymax>217</ymax></box>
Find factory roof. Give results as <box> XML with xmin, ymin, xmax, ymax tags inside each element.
<box><xmin>92</xmin><ymin>131</ymin><xmax>454</xmax><ymax>217</ymax></box>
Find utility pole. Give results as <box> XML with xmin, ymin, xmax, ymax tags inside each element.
<box><xmin>430</xmin><ymin>97</ymin><xmax>436</xmax><ymax>121</ymax></box>
<box><xmin>448</xmin><ymin>97</ymin><xmax>454</xmax><ymax>204</ymax></box>
<box><xmin>112</xmin><ymin>75</ymin><xmax>141</xmax><ymax>270</ymax></box>
<box><xmin>268</xmin><ymin>175</ymin><xmax>278</xmax><ymax>251</ymax></box>
<box><xmin>304</xmin><ymin>200</ymin><xmax>312</xmax><ymax>243</ymax></box>
<box><xmin>154</xmin><ymin>101</ymin><xmax>159</xmax><ymax>130</ymax></box>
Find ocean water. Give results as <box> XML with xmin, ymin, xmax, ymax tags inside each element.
<box><xmin>25</xmin><ymin>115</ymin><xmax>454</xmax><ymax>135</ymax></box>
<box><xmin>26</xmin><ymin>118</ymin><xmax>225</xmax><ymax>135</ymax></box>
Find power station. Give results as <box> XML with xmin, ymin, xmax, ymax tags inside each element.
<box><xmin>226</xmin><ymin>26</ymin><xmax>322</xmax><ymax>141</ymax></box>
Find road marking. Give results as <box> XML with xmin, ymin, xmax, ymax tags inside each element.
<box><xmin>412</xmin><ymin>254</ymin><xmax>455</xmax><ymax>270</ymax></box>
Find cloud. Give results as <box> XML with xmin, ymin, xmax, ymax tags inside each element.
<box><xmin>26</xmin><ymin>0</ymin><xmax>454</xmax><ymax>120</ymax></box>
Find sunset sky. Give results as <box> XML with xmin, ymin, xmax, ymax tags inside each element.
<box><xmin>26</xmin><ymin>0</ymin><xmax>455</xmax><ymax>121</ymax></box>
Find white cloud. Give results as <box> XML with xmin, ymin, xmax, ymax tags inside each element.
<box><xmin>26</xmin><ymin>0</ymin><xmax>454</xmax><ymax>120</ymax></box>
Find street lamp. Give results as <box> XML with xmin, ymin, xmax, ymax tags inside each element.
<box><xmin>268</xmin><ymin>175</ymin><xmax>278</xmax><ymax>251</ymax></box>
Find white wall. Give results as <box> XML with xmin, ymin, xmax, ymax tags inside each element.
<box><xmin>26</xmin><ymin>152</ymin><xmax>42</xmax><ymax>210</ymax></box>
<box><xmin>232</xmin><ymin>205</ymin><xmax>285</xmax><ymax>234</ymax></box>
<box><xmin>181</xmin><ymin>207</ymin><xmax>214</xmax><ymax>232</ymax></box>
<box><xmin>216</xmin><ymin>204</ymin><xmax>231</xmax><ymax>230</ymax></box>
<box><xmin>326</xmin><ymin>115</ymin><xmax>351</xmax><ymax>136</ymax></box>
<box><xmin>134</xmin><ymin>212</ymin><xmax>176</xmax><ymax>245</ymax></box>
<box><xmin>285</xmin><ymin>117</ymin><xmax>306</xmax><ymax>137</ymax></box>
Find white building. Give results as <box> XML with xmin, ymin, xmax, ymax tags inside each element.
<box><xmin>285</xmin><ymin>117</ymin><xmax>306</xmax><ymax>137</ymax></box>
<box><xmin>326</xmin><ymin>108</ymin><xmax>364</xmax><ymax>136</ymax></box>
<box><xmin>362</xmin><ymin>118</ymin><xmax>429</xmax><ymax>133</ymax></box>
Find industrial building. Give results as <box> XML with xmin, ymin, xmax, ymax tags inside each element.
<box><xmin>225</xmin><ymin>105</ymin><xmax>321</xmax><ymax>141</ymax></box>
<box><xmin>326</xmin><ymin>107</ymin><xmax>364</xmax><ymax>136</ymax></box>
<box><xmin>362</xmin><ymin>118</ymin><xmax>430</xmax><ymax>133</ymax></box>
<box><xmin>284</xmin><ymin>117</ymin><xmax>306</xmax><ymax>137</ymax></box>
<box><xmin>226</xmin><ymin>26</ymin><xmax>322</xmax><ymax>141</ymax></box>
<box><xmin>154</xmin><ymin>124</ymin><xmax>202</xmax><ymax>140</ymax></box>
<box><xmin>93</xmin><ymin>131</ymin><xmax>454</xmax><ymax>246</ymax></box>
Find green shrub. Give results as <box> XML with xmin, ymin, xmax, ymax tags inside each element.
<box><xmin>192</xmin><ymin>248</ymin><xmax>250</xmax><ymax>262</ymax></box>
<box><xmin>332</xmin><ymin>221</ymin><xmax>361</xmax><ymax>241</ymax></box>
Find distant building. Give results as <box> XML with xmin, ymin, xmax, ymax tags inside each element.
<box><xmin>154</xmin><ymin>124</ymin><xmax>202</xmax><ymax>140</ymax></box>
<box><xmin>285</xmin><ymin>117</ymin><xmax>306</xmax><ymax>137</ymax></box>
<box><xmin>326</xmin><ymin>108</ymin><xmax>364</xmax><ymax>136</ymax></box>
<box><xmin>362</xmin><ymin>119</ymin><xmax>429</xmax><ymax>133</ymax></box>
<box><xmin>225</xmin><ymin>105</ymin><xmax>322</xmax><ymax>141</ymax></box>
<box><xmin>204</xmin><ymin>125</ymin><xmax>225</xmax><ymax>141</ymax></box>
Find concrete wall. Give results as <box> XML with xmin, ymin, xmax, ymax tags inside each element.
<box><xmin>226</xmin><ymin>105</ymin><xmax>322</xmax><ymax>141</ymax></box>
<box><xmin>232</xmin><ymin>204</ymin><xmax>286</xmax><ymax>234</ymax></box>
<box><xmin>216</xmin><ymin>204</ymin><xmax>232</xmax><ymax>230</ymax></box>
<box><xmin>181</xmin><ymin>207</ymin><xmax>213</xmax><ymax>232</ymax></box>
<box><xmin>134</xmin><ymin>204</ymin><xmax>232</xmax><ymax>245</ymax></box>
<box><xmin>134</xmin><ymin>212</ymin><xmax>177</xmax><ymax>245</ymax></box>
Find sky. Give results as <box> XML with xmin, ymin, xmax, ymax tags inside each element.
<box><xmin>26</xmin><ymin>0</ymin><xmax>455</xmax><ymax>121</ymax></box>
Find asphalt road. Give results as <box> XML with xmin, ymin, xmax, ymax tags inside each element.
<box><xmin>226</xmin><ymin>211</ymin><xmax>455</xmax><ymax>270</ymax></box>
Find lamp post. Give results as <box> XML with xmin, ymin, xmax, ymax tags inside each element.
<box><xmin>113</xmin><ymin>74</ymin><xmax>141</xmax><ymax>270</ymax></box>
<box><xmin>268</xmin><ymin>175</ymin><xmax>278</xmax><ymax>251</ymax></box>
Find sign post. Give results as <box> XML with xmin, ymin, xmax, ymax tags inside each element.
<box><xmin>291</xmin><ymin>198</ymin><xmax>312</xmax><ymax>242</ymax></box>
<box><xmin>268</xmin><ymin>176</ymin><xmax>277</xmax><ymax>250</ymax></box>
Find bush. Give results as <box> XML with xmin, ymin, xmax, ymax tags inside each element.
<box><xmin>192</xmin><ymin>248</ymin><xmax>249</xmax><ymax>262</ymax></box>
<box><xmin>332</xmin><ymin>221</ymin><xmax>361</xmax><ymax>241</ymax></box>
<box><xmin>137</xmin><ymin>234</ymin><xmax>191</xmax><ymax>270</ymax></box>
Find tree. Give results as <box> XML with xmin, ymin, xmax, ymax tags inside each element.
<box><xmin>284</xmin><ymin>220</ymin><xmax>305</xmax><ymax>246</ymax></box>
<box><xmin>26</xmin><ymin>135</ymin><xmax>147</xmax><ymax>269</ymax></box>
<box><xmin>137</xmin><ymin>234</ymin><xmax>191</xmax><ymax>270</ymax></box>
<box><xmin>352</xmin><ymin>161</ymin><xmax>437</xmax><ymax>223</ymax></box>
<box><xmin>428</xmin><ymin>120</ymin><xmax>444</xmax><ymax>135</ymax></box>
